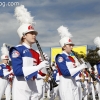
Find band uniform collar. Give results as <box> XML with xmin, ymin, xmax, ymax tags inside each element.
<box><xmin>22</xmin><ymin>43</ymin><xmax>32</xmax><ymax>49</ymax></box>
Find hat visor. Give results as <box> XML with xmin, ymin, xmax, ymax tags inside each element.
<box><xmin>3</xmin><ymin>58</ymin><xmax>9</xmax><ymax>60</ymax></box>
<box><xmin>25</xmin><ymin>30</ymin><xmax>38</xmax><ymax>35</ymax></box>
<box><xmin>64</xmin><ymin>42</ymin><xmax>75</xmax><ymax>46</ymax></box>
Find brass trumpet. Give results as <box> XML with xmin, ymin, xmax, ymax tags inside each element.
<box><xmin>43</xmin><ymin>74</ymin><xmax>50</xmax><ymax>82</ymax></box>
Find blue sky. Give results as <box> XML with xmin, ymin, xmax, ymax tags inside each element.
<box><xmin>0</xmin><ymin>0</ymin><xmax>100</xmax><ymax>57</ymax></box>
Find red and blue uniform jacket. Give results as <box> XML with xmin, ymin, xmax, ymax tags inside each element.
<box><xmin>55</xmin><ymin>53</ymin><xmax>80</xmax><ymax>78</ymax></box>
<box><xmin>9</xmin><ymin>43</ymin><xmax>45</xmax><ymax>80</ymax></box>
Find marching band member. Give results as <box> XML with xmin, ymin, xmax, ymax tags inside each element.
<box><xmin>9</xmin><ymin>5</ymin><xmax>49</xmax><ymax>100</ymax></box>
<box><xmin>89</xmin><ymin>67</ymin><xmax>97</xmax><ymax>100</ymax></box>
<box><xmin>55</xmin><ymin>25</ymin><xmax>87</xmax><ymax>100</ymax></box>
<box><xmin>75</xmin><ymin>71</ymin><xmax>84</xmax><ymax>100</ymax></box>
<box><xmin>82</xmin><ymin>68</ymin><xmax>90</xmax><ymax>100</ymax></box>
<box><xmin>35</xmin><ymin>51</ymin><xmax>49</xmax><ymax>100</ymax></box>
<box><xmin>51</xmin><ymin>64</ymin><xmax>60</xmax><ymax>100</ymax></box>
<box><xmin>74</xmin><ymin>56</ymin><xmax>84</xmax><ymax>100</ymax></box>
<box><xmin>35</xmin><ymin>71</ymin><xmax>46</xmax><ymax>100</ymax></box>
<box><xmin>0</xmin><ymin>44</ymin><xmax>13</xmax><ymax>100</ymax></box>
<box><xmin>46</xmin><ymin>77</ymin><xmax>51</xmax><ymax>99</ymax></box>
<box><xmin>5</xmin><ymin>65</ymin><xmax>14</xmax><ymax>100</ymax></box>
<box><xmin>95</xmin><ymin>50</ymin><xmax>100</xmax><ymax>100</ymax></box>
<box><xmin>94</xmin><ymin>37</ymin><xmax>100</xmax><ymax>100</ymax></box>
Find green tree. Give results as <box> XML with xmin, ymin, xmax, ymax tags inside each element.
<box><xmin>72</xmin><ymin>48</ymin><xmax>100</xmax><ymax>67</ymax></box>
<box><xmin>86</xmin><ymin>48</ymin><xmax>100</xmax><ymax>66</ymax></box>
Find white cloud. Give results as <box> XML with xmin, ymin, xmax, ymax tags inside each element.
<box><xmin>0</xmin><ymin>0</ymin><xmax>100</xmax><ymax>57</ymax></box>
<box><xmin>0</xmin><ymin>13</ymin><xmax>18</xmax><ymax>34</ymax></box>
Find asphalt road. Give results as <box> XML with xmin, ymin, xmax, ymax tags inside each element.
<box><xmin>1</xmin><ymin>95</ymin><xmax>59</xmax><ymax>100</ymax></box>
<box><xmin>1</xmin><ymin>94</ymin><xmax>99</xmax><ymax>100</ymax></box>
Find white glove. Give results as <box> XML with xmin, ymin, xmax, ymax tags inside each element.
<box><xmin>70</xmin><ymin>63</ymin><xmax>87</xmax><ymax>76</ymax></box>
<box><xmin>39</xmin><ymin>60</ymin><xmax>49</xmax><ymax>68</ymax></box>
<box><xmin>40</xmin><ymin>67</ymin><xmax>48</xmax><ymax>74</ymax></box>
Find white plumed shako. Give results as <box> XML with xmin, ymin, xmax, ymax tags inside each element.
<box><xmin>1</xmin><ymin>43</ymin><xmax>9</xmax><ymax>60</ymax></box>
<box><xmin>1</xmin><ymin>55</ymin><xmax>9</xmax><ymax>60</ymax></box>
<box><xmin>15</xmin><ymin>5</ymin><xmax>38</xmax><ymax>38</ymax></box>
<box><xmin>57</xmin><ymin>25</ymin><xmax>74</xmax><ymax>47</ymax></box>
<box><xmin>97</xmin><ymin>50</ymin><xmax>100</xmax><ymax>56</ymax></box>
<box><xmin>17</xmin><ymin>23</ymin><xmax>38</xmax><ymax>38</ymax></box>
<box><xmin>94</xmin><ymin>37</ymin><xmax>100</xmax><ymax>48</ymax></box>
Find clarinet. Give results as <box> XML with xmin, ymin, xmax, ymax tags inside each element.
<box><xmin>35</xmin><ymin>40</ymin><xmax>58</xmax><ymax>91</ymax></box>
<box><xmin>71</xmin><ymin>50</ymin><xmax>97</xmax><ymax>81</ymax></box>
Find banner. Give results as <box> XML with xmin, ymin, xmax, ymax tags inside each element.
<box><xmin>51</xmin><ymin>45</ymin><xmax>87</xmax><ymax>63</ymax></box>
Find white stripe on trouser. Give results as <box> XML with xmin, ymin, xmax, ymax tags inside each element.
<box><xmin>91</xmin><ymin>83</ymin><xmax>96</xmax><ymax>100</ymax></box>
<box><xmin>87</xmin><ymin>82</ymin><xmax>96</xmax><ymax>100</ymax></box>
<box><xmin>0</xmin><ymin>78</ymin><xmax>8</xmax><ymax>99</ymax></box>
<box><xmin>12</xmin><ymin>76</ymin><xmax>39</xmax><ymax>100</ymax></box>
<box><xmin>59</xmin><ymin>76</ymin><xmax>79</xmax><ymax>100</ymax></box>
<box><xmin>76</xmin><ymin>81</ymin><xmax>83</xmax><ymax>100</ymax></box>
<box><xmin>50</xmin><ymin>85</ymin><xmax>60</xmax><ymax>100</ymax></box>
<box><xmin>45</xmin><ymin>82</ymin><xmax>51</xmax><ymax>98</ymax></box>
<box><xmin>83</xmin><ymin>81</ymin><xmax>88</xmax><ymax>100</ymax></box>
<box><xmin>5</xmin><ymin>83</ymin><xmax>12</xmax><ymax>100</ymax></box>
<box><xmin>95</xmin><ymin>82</ymin><xmax>100</xmax><ymax>100</ymax></box>
<box><xmin>35</xmin><ymin>79</ymin><xmax>45</xmax><ymax>100</ymax></box>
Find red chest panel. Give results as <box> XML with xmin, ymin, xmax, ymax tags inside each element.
<box><xmin>6</xmin><ymin>65</ymin><xmax>11</xmax><ymax>71</ymax></box>
<box><xmin>29</xmin><ymin>49</ymin><xmax>46</xmax><ymax>77</ymax></box>
<box><xmin>68</xmin><ymin>56</ymin><xmax>76</xmax><ymax>67</ymax></box>
<box><xmin>29</xmin><ymin>49</ymin><xmax>40</xmax><ymax>65</ymax></box>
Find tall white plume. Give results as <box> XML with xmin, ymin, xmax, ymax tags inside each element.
<box><xmin>94</xmin><ymin>37</ymin><xmax>100</xmax><ymax>48</ymax></box>
<box><xmin>57</xmin><ymin>25</ymin><xmax>72</xmax><ymax>39</ymax></box>
<box><xmin>14</xmin><ymin>5</ymin><xmax>35</xmax><ymax>25</ymax></box>
<box><xmin>1</xmin><ymin>43</ymin><xmax>9</xmax><ymax>56</ymax></box>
